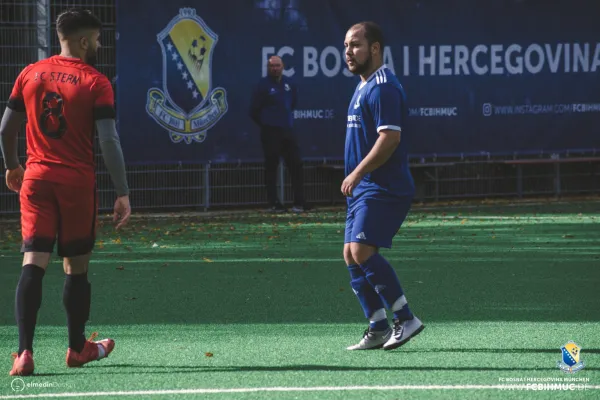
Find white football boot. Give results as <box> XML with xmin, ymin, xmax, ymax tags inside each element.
<box><xmin>383</xmin><ymin>316</ymin><xmax>425</xmax><ymax>350</ymax></box>
<box><xmin>347</xmin><ymin>327</ymin><xmax>392</xmax><ymax>350</ymax></box>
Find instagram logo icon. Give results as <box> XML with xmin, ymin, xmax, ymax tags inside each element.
<box><xmin>482</xmin><ymin>103</ymin><xmax>492</xmax><ymax>117</ymax></box>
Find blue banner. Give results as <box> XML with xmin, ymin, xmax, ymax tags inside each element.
<box><xmin>116</xmin><ymin>0</ymin><xmax>600</xmax><ymax>164</ymax></box>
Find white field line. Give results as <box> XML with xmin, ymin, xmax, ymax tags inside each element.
<box><xmin>1</xmin><ymin>384</ymin><xmax>599</xmax><ymax>398</ymax></box>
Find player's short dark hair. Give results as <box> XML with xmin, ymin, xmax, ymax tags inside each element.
<box><xmin>352</xmin><ymin>21</ymin><xmax>385</xmax><ymax>50</ymax></box>
<box><xmin>56</xmin><ymin>8</ymin><xmax>102</xmax><ymax>37</ymax></box>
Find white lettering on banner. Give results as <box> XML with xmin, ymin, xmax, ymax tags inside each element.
<box><xmin>419</xmin><ymin>45</ymin><xmax>436</xmax><ymax>76</ymax></box>
<box><xmin>294</xmin><ymin>109</ymin><xmax>335</xmax><ymax>119</ymax></box>
<box><xmin>303</xmin><ymin>46</ymin><xmax>353</xmax><ymax>78</ymax></box>
<box><xmin>574</xmin><ymin>43</ymin><xmax>589</xmax><ymax>72</ymax></box>
<box><xmin>546</xmin><ymin>44</ymin><xmax>562</xmax><ymax>72</ymax></box>
<box><xmin>277</xmin><ymin>46</ymin><xmax>295</xmax><ymax>77</ymax></box>
<box><xmin>383</xmin><ymin>46</ymin><xmax>396</xmax><ymax>75</ymax></box>
<box><xmin>524</xmin><ymin>44</ymin><xmax>544</xmax><ymax>74</ymax></box>
<box><xmin>439</xmin><ymin>45</ymin><xmax>452</xmax><ymax>76</ymax></box>
<box><xmin>409</xmin><ymin>107</ymin><xmax>459</xmax><ymax>117</ymax></box>
<box><xmin>303</xmin><ymin>47</ymin><xmax>318</xmax><ymax>77</ymax></box>
<box><xmin>505</xmin><ymin>44</ymin><xmax>523</xmax><ymax>74</ymax></box>
<box><xmin>482</xmin><ymin>102</ymin><xmax>600</xmax><ymax>116</ymax></box>
<box><xmin>491</xmin><ymin>44</ymin><xmax>503</xmax><ymax>74</ymax></box>
<box><xmin>261</xmin><ymin>42</ymin><xmax>600</xmax><ymax>77</ymax></box>
<box><xmin>403</xmin><ymin>45</ymin><xmax>410</xmax><ymax>76</ymax></box>
<box><xmin>471</xmin><ymin>44</ymin><xmax>488</xmax><ymax>75</ymax></box>
<box><xmin>262</xmin><ymin>46</ymin><xmax>275</xmax><ymax>77</ymax></box>
<box><xmin>455</xmin><ymin>45</ymin><xmax>469</xmax><ymax>75</ymax></box>
<box><xmin>320</xmin><ymin>46</ymin><xmax>340</xmax><ymax>78</ymax></box>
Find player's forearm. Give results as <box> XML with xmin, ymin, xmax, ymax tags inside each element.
<box><xmin>96</xmin><ymin>119</ymin><xmax>130</xmax><ymax>197</ymax></box>
<box><xmin>0</xmin><ymin>108</ymin><xmax>25</xmax><ymax>170</ymax></box>
<box><xmin>353</xmin><ymin>133</ymin><xmax>400</xmax><ymax>177</ymax></box>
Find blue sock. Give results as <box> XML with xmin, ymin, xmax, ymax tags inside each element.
<box><xmin>348</xmin><ymin>264</ymin><xmax>389</xmax><ymax>330</ymax></box>
<box><xmin>360</xmin><ymin>253</ymin><xmax>414</xmax><ymax>322</ymax></box>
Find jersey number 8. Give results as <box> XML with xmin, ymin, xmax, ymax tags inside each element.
<box><xmin>39</xmin><ymin>92</ymin><xmax>67</xmax><ymax>139</ymax></box>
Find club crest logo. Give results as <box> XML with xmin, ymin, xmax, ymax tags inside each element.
<box><xmin>557</xmin><ymin>341</ymin><xmax>585</xmax><ymax>373</ymax></box>
<box><xmin>146</xmin><ymin>8</ymin><xmax>228</xmax><ymax>144</ymax></box>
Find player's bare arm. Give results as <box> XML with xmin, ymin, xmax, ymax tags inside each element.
<box><xmin>96</xmin><ymin>118</ymin><xmax>131</xmax><ymax>229</ymax></box>
<box><xmin>341</xmin><ymin>129</ymin><xmax>401</xmax><ymax>196</ymax></box>
<box><xmin>0</xmin><ymin>108</ymin><xmax>26</xmax><ymax>192</ymax></box>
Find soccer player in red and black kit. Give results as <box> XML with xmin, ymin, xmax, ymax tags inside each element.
<box><xmin>0</xmin><ymin>9</ymin><xmax>131</xmax><ymax>376</ymax></box>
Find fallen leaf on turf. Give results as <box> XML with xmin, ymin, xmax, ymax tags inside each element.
<box><xmin>205</xmin><ymin>352</ymin><xmax>213</xmax><ymax>357</ymax></box>
<box><xmin>203</xmin><ymin>257</ymin><xmax>214</xmax><ymax>263</ymax></box>
<box><xmin>116</xmin><ymin>266</ymin><xmax>125</xmax><ymax>270</ymax></box>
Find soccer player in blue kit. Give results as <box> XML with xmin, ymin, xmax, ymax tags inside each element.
<box><xmin>342</xmin><ymin>22</ymin><xmax>424</xmax><ymax>350</ymax></box>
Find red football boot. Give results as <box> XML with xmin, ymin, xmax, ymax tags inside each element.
<box><xmin>9</xmin><ymin>350</ymin><xmax>34</xmax><ymax>376</ymax></box>
<box><xmin>66</xmin><ymin>332</ymin><xmax>115</xmax><ymax>368</ymax></box>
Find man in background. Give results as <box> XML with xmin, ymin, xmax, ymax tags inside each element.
<box><xmin>249</xmin><ymin>55</ymin><xmax>309</xmax><ymax>213</ymax></box>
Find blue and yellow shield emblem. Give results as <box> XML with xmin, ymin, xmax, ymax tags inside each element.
<box><xmin>557</xmin><ymin>341</ymin><xmax>585</xmax><ymax>373</ymax></box>
<box><xmin>146</xmin><ymin>8</ymin><xmax>228</xmax><ymax>144</ymax></box>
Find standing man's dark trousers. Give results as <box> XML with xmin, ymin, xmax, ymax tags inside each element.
<box><xmin>260</xmin><ymin>126</ymin><xmax>305</xmax><ymax>208</ymax></box>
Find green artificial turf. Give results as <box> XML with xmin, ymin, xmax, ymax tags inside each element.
<box><xmin>0</xmin><ymin>201</ymin><xmax>598</xmax><ymax>399</ymax></box>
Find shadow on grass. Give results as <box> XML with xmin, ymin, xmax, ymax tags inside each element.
<box><xmin>33</xmin><ymin>359</ymin><xmax>600</xmax><ymax>377</ymax></box>
<box><xmin>1</xmin><ymin>207</ymin><xmax>600</xmax><ymax>325</ymax></box>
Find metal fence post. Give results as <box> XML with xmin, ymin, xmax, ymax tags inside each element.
<box><xmin>517</xmin><ymin>165</ymin><xmax>523</xmax><ymax>198</ymax></box>
<box><xmin>555</xmin><ymin>162</ymin><xmax>561</xmax><ymax>199</ymax></box>
<box><xmin>36</xmin><ymin>0</ymin><xmax>50</xmax><ymax>61</ymax></box>
<box><xmin>434</xmin><ymin>166</ymin><xmax>439</xmax><ymax>202</ymax></box>
<box><xmin>204</xmin><ymin>161</ymin><xmax>211</xmax><ymax>211</ymax></box>
<box><xmin>278</xmin><ymin>162</ymin><xmax>285</xmax><ymax>204</ymax></box>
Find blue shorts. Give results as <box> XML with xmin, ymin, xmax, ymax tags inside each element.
<box><xmin>344</xmin><ymin>197</ymin><xmax>412</xmax><ymax>249</ymax></box>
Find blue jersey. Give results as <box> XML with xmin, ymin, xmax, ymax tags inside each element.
<box><xmin>345</xmin><ymin>65</ymin><xmax>415</xmax><ymax>204</ymax></box>
<box><xmin>249</xmin><ymin>76</ymin><xmax>297</xmax><ymax>129</ymax></box>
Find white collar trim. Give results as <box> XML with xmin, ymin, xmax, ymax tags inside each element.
<box><xmin>358</xmin><ymin>64</ymin><xmax>387</xmax><ymax>89</ymax></box>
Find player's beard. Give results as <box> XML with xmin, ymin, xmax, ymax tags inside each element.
<box><xmin>86</xmin><ymin>49</ymin><xmax>98</xmax><ymax>67</ymax></box>
<box><xmin>350</xmin><ymin>54</ymin><xmax>372</xmax><ymax>76</ymax></box>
